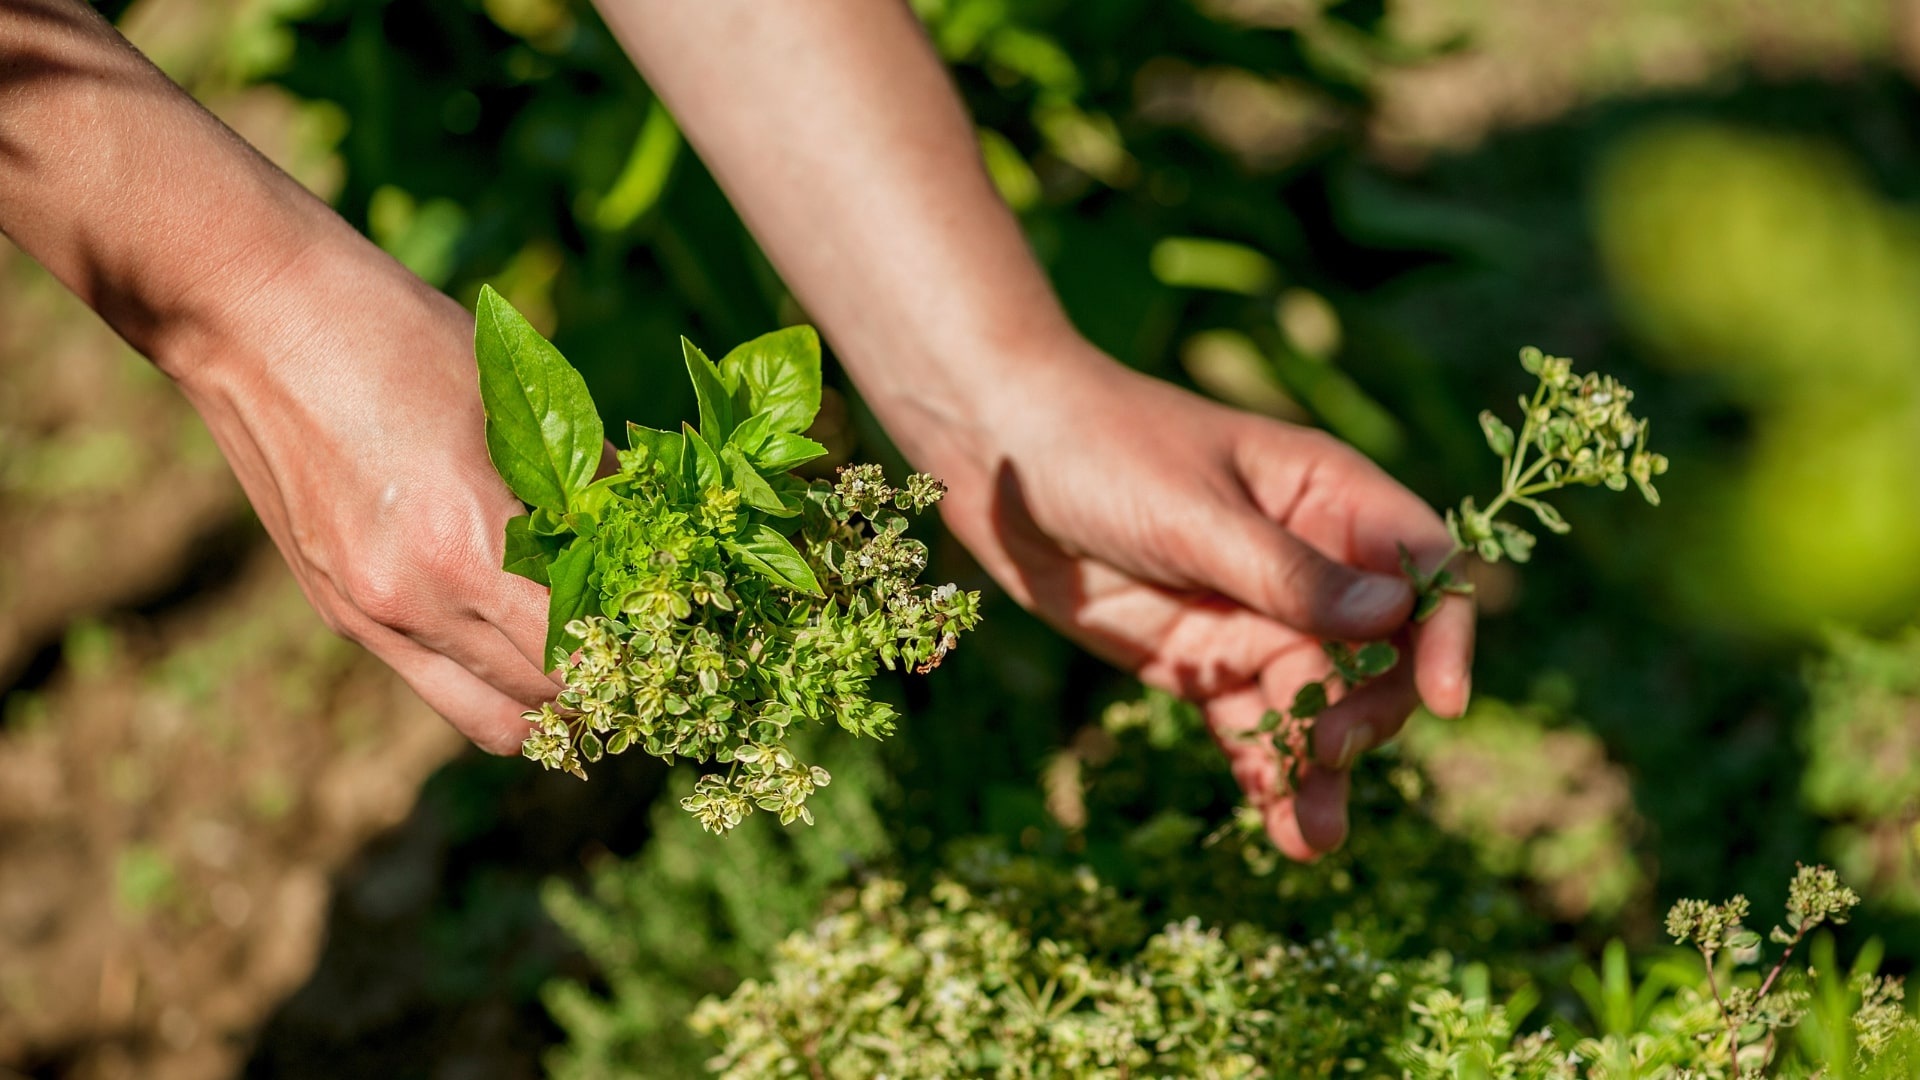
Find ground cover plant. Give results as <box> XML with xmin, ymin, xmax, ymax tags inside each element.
<box><xmin>474</xmin><ymin>286</ymin><xmax>980</xmax><ymax>832</ymax></box>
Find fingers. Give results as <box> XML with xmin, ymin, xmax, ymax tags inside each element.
<box><xmin>376</xmin><ymin>634</ymin><xmax>538</xmax><ymax>754</ymax></box>
<box><xmin>1267</xmin><ymin>766</ymin><xmax>1350</xmax><ymax>858</ymax></box>
<box><xmin>1298</xmin><ymin>647</ymin><xmax>1419</xmax><ymax>769</ymax></box>
<box><xmin>1206</xmin><ymin>683</ymin><xmax>1352</xmax><ymax>860</ymax></box>
<box><xmin>1172</xmin><ymin>500</ymin><xmax>1413</xmax><ymax>642</ymax></box>
<box><xmin>1237</xmin><ymin>424</ymin><xmax>1477</xmax><ymax>718</ymax></box>
<box><xmin>1412</xmin><ymin>589</ymin><xmax>1474</xmax><ymax>718</ymax></box>
<box><xmin>472</xmin><ymin>567</ymin><xmax>563</xmax><ymax>679</ymax></box>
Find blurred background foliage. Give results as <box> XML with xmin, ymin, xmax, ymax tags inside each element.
<box><xmin>7</xmin><ymin>0</ymin><xmax>1920</xmax><ymax>1075</ymax></box>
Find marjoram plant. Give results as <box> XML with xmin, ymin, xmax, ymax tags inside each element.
<box><xmin>473</xmin><ymin>286</ymin><xmax>981</xmax><ymax>833</ymax></box>
<box><xmin>1250</xmin><ymin>347</ymin><xmax>1670</xmax><ymax>794</ymax></box>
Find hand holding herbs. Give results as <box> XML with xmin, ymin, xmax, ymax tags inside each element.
<box><xmin>1249</xmin><ymin>347</ymin><xmax>1669</xmax><ymax>800</ymax></box>
<box><xmin>474</xmin><ymin>286</ymin><xmax>980</xmax><ymax>833</ymax></box>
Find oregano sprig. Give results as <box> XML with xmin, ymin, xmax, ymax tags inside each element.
<box><xmin>473</xmin><ymin>286</ymin><xmax>981</xmax><ymax>834</ymax></box>
<box><xmin>1249</xmin><ymin>347</ymin><xmax>1669</xmax><ymax>795</ymax></box>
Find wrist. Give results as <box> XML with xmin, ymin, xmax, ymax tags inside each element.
<box><xmin>848</xmin><ymin>315</ymin><xmax>1114</xmax><ymax>484</ymax></box>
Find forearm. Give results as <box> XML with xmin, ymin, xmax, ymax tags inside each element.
<box><xmin>593</xmin><ymin>0</ymin><xmax>1100</xmax><ymax>476</ymax></box>
<box><xmin>0</xmin><ymin>0</ymin><xmax>352</xmax><ymax>376</ymax></box>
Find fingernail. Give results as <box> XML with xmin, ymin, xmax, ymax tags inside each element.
<box><xmin>1337</xmin><ymin>575</ymin><xmax>1407</xmax><ymax>625</ymax></box>
<box><xmin>1336</xmin><ymin>723</ymin><xmax>1372</xmax><ymax>768</ymax></box>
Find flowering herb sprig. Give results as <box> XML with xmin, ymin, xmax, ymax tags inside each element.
<box><xmin>1666</xmin><ymin>864</ymin><xmax>1862</xmax><ymax>1077</ymax></box>
<box><xmin>1251</xmin><ymin>347</ymin><xmax>1670</xmax><ymax>792</ymax></box>
<box><xmin>473</xmin><ymin>286</ymin><xmax>980</xmax><ymax>834</ymax></box>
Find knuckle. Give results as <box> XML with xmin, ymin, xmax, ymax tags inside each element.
<box><xmin>341</xmin><ymin>563</ymin><xmax>424</xmax><ymax>629</ymax></box>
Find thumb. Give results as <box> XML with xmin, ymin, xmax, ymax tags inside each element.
<box><xmin>1174</xmin><ymin>502</ymin><xmax>1412</xmax><ymax>640</ymax></box>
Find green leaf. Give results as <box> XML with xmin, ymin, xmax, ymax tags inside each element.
<box><xmin>719</xmin><ymin>325</ymin><xmax>821</xmax><ymax>434</ymax></box>
<box><xmin>561</xmin><ymin>475</ymin><xmax>626</xmax><ymax>537</ymax></box>
<box><xmin>503</xmin><ymin>514</ymin><xmax>565</xmax><ymax>585</ymax></box>
<box><xmin>728</xmin><ymin>413</ymin><xmax>829</xmax><ymax>473</ymax></box>
<box><xmin>1352</xmin><ymin>641</ymin><xmax>1398</xmax><ymax>679</ymax></box>
<box><xmin>726</xmin><ymin>411</ymin><xmax>775</xmax><ymax>457</ymax></box>
<box><xmin>544</xmin><ymin>538</ymin><xmax>599</xmax><ymax>666</ymax></box>
<box><xmin>1290</xmin><ymin>681</ymin><xmax>1328</xmax><ymax>721</ymax></box>
<box><xmin>684</xmin><ymin>423</ymin><xmax>725</xmax><ymax>491</ymax></box>
<box><xmin>624</xmin><ymin>421</ymin><xmax>684</xmax><ymax>476</ymax></box>
<box><xmin>1494</xmin><ymin>521</ymin><xmax>1536</xmax><ymax>564</ymax></box>
<box><xmin>723</xmin><ymin>445</ymin><xmax>797</xmax><ymax>517</ymax></box>
<box><xmin>1478</xmin><ymin>409</ymin><xmax>1515</xmax><ymax>458</ymax></box>
<box><xmin>1257</xmin><ymin>709</ymin><xmax>1285</xmax><ymax>733</ymax></box>
<box><xmin>724</xmin><ymin>523</ymin><xmax>824</xmax><ymax>596</ymax></box>
<box><xmin>473</xmin><ymin>285</ymin><xmax>604</xmax><ymax>512</ymax></box>
<box><xmin>527</xmin><ymin>507</ymin><xmax>572</xmax><ymax>536</ymax></box>
<box><xmin>1323</xmin><ymin>642</ymin><xmax>1359</xmax><ymax>683</ymax></box>
<box><xmin>1521</xmin><ymin>497</ymin><xmax>1571</xmax><ymax>535</ymax></box>
<box><xmin>682</xmin><ymin>338</ymin><xmax>737</xmax><ymax>443</ymax></box>
<box><xmin>753</xmin><ymin>432</ymin><xmax>829</xmax><ymax>473</ymax></box>
<box><xmin>1413</xmin><ymin>589</ymin><xmax>1444</xmax><ymax>623</ymax></box>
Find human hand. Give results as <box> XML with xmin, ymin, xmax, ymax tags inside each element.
<box><xmin>167</xmin><ymin>241</ymin><xmax>559</xmax><ymax>753</ymax></box>
<box><xmin>896</xmin><ymin>344</ymin><xmax>1475</xmax><ymax>859</ymax></box>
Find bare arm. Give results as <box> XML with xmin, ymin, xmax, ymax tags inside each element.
<box><xmin>0</xmin><ymin>0</ymin><xmax>553</xmax><ymax>751</ymax></box>
<box><xmin>596</xmin><ymin>0</ymin><xmax>1475</xmax><ymax>857</ymax></box>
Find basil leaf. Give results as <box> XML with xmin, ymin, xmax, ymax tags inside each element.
<box><xmin>544</xmin><ymin>537</ymin><xmax>599</xmax><ymax>667</ymax></box>
<box><xmin>474</xmin><ymin>285</ymin><xmax>604</xmax><ymax>513</ymax></box>
<box><xmin>527</xmin><ymin>506</ymin><xmax>572</xmax><ymax>537</ymax></box>
<box><xmin>503</xmin><ymin>514</ymin><xmax>565</xmax><ymax>585</ymax></box>
<box><xmin>684</xmin><ymin>423</ymin><xmax>725</xmax><ymax>492</ymax></box>
<box><xmin>724</xmin><ymin>523</ymin><xmax>823</xmax><ymax>596</ymax></box>
<box><xmin>624</xmin><ymin>421</ymin><xmax>684</xmax><ymax>475</ymax></box>
<box><xmin>561</xmin><ymin>475</ymin><xmax>626</xmax><ymax>537</ymax></box>
<box><xmin>727</xmin><ymin>411</ymin><xmax>775</xmax><ymax>457</ymax></box>
<box><xmin>719</xmin><ymin>325</ymin><xmax>821</xmax><ymax>434</ymax></box>
<box><xmin>682</xmin><ymin>338</ymin><xmax>736</xmax><ymax>443</ymax></box>
<box><xmin>752</xmin><ymin>431</ymin><xmax>829</xmax><ymax>473</ymax></box>
<box><xmin>723</xmin><ymin>445</ymin><xmax>797</xmax><ymax>518</ymax></box>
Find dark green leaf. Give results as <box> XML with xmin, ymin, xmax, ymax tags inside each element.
<box><xmin>1353</xmin><ymin>641</ymin><xmax>1398</xmax><ymax>679</ymax></box>
<box><xmin>682</xmin><ymin>338</ymin><xmax>736</xmax><ymax>443</ymax></box>
<box><xmin>724</xmin><ymin>523</ymin><xmax>824</xmax><ymax>596</ymax></box>
<box><xmin>1413</xmin><ymin>589</ymin><xmax>1444</xmax><ymax>622</ymax></box>
<box><xmin>723</xmin><ymin>445</ymin><xmax>797</xmax><ymax>517</ymax></box>
<box><xmin>719</xmin><ymin>325</ymin><xmax>821</xmax><ymax>434</ymax></box>
<box><xmin>1323</xmin><ymin>642</ymin><xmax>1359</xmax><ymax>683</ymax></box>
<box><xmin>1290</xmin><ymin>681</ymin><xmax>1328</xmax><ymax>721</ymax></box>
<box><xmin>503</xmin><ymin>514</ymin><xmax>564</xmax><ymax>585</ymax></box>
<box><xmin>473</xmin><ymin>285</ymin><xmax>604</xmax><ymax>512</ymax></box>
<box><xmin>1256</xmin><ymin>709</ymin><xmax>1284</xmax><ymax>734</ymax></box>
<box><xmin>544</xmin><ymin>538</ymin><xmax>599</xmax><ymax>666</ymax></box>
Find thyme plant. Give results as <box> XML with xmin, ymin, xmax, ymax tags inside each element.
<box><xmin>474</xmin><ymin>287</ymin><xmax>980</xmax><ymax>833</ymax></box>
<box><xmin>1253</xmin><ymin>347</ymin><xmax>1670</xmax><ymax>792</ymax></box>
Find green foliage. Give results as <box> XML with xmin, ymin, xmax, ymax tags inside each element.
<box><xmin>541</xmin><ymin>734</ymin><xmax>892</xmax><ymax>1078</ymax></box>
<box><xmin>473</xmin><ymin>290</ymin><xmax>981</xmax><ymax>832</ymax></box>
<box><xmin>692</xmin><ymin>863</ymin><xmax>1444</xmax><ymax>1079</ymax></box>
<box><xmin>689</xmin><ymin>855</ymin><xmax>1916</xmax><ymax>1079</ymax></box>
